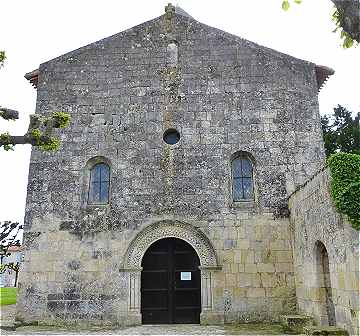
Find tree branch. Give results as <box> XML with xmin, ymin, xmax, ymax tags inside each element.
<box><xmin>0</xmin><ymin>134</ymin><xmax>53</xmax><ymax>147</ymax></box>
<box><xmin>0</xmin><ymin>107</ymin><xmax>19</xmax><ymax>120</ymax></box>
<box><xmin>1</xmin><ymin>112</ymin><xmax>70</xmax><ymax>151</ymax></box>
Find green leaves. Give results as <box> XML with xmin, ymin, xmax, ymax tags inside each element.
<box><xmin>30</xmin><ymin>128</ymin><xmax>61</xmax><ymax>151</ymax></box>
<box><xmin>39</xmin><ymin>137</ymin><xmax>60</xmax><ymax>152</ymax></box>
<box><xmin>282</xmin><ymin>0</ymin><xmax>290</xmax><ymax>11</ymax></box>
<box><xmin>30</xmin><ymin>128</ymin><xmax>42</xmax><ymax>145</ymax></box>
<box><xmin>52</xmin><ymin>111</ymin><xmax>71</xmax><ymax>128</ymax></box>
<box><xmin>321</xmin><ymin>106</ymin><xmax>360</xmax><ymax>157</ymax></box>
<box><xmin>343</xmin><ymin>34</ymin><xmax>354</xmax><ymax>48</ymax></box>
<box><xmin>3</xmin><ymin>144</ymin><xmax>14</xmax><ymax>151</ymax></box>
<box><xmin>332</xmin><ymin>7</ymin><xmax>358</xmax><ymax>49</ymax></box>
<box><xmin>282</xmin><ymin>0</ymin><xmax>301</xmax><ymax>11</ymax></box>
<box><xmin>0</xmin><ymin>132</ymin><xmax>14</xmax><ymax>151</ymax></box>
<box><xmin>0</xmin><ymin>51</ymin><xmax>5</xmax><ymax>68</ymax></box>
<box><xmin>328</xmin><ymin>153</ymin><xmax>360</xmax><ymax>230</ymax></box>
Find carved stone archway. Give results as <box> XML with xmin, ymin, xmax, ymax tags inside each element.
<box><xmin>121</xmin><ymin>220</ymin><xmax>222</xmax><ymax>325</ymax></box>
<box><xmin>124</xmin><ymin>220</ymin><xmax>218</xmax><ymax>268</ymax></box>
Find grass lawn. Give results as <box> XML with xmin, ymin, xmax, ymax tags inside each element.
<box><xmin>0</xmin><ymin>287</ymin><xmax>17</xmax><ymax>305</ymax></box>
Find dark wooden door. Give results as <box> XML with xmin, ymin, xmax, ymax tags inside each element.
<box><xmin>141</xmin><ymin>238</ymin><xmax>201</xmax><ymax>324</ymax></box>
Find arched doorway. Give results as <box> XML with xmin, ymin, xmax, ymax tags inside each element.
<box><xmin>315</xmin><ymin>241</ymin><xmax>336</xmax><ymax>326</ymax></box>
<box><xmin>141</xmin><ymin>238</ymin><xmax>201</xmax><ymax>324</ymax></box>
<box><xmin>122</xmin><ymin>220</ymin><xmax>221</xmax><ymax>325</ymax></box>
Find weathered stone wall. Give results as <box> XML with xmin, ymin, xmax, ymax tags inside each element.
<box><xmin>289</xmin><ymin>168</ymin><xmax>359</xmax><ymax>335</ymax></box>
<box><xmin>17</xmin><ymin>215</ymin><xmax>295</xmax><ymax>326</ymax></box>
<box><xmin>18</xmin><ymin>9</ymin><xmax>324</xmax><ymax>326</ymax></box>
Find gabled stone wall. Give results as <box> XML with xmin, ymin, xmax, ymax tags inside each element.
<box><xmin>17</xmin><ymin>7</ymin><xmax>325</xmax><ymax>327</ymax></box>
<box><xmin>289</xmin><ymin>168</ymin><xmax>359</xmax><ymax>335</ymax></box>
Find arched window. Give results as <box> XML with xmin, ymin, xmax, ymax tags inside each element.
<box><xmin>232</xmin><ymin>156</ymin><xmax>254</xmax><ymax>201</ymax></box>
<box><xmin>167</xmin><ymin>41</ymin><xmax>178</xmax><ymax>67</ymax></box>
<box><xmin>88</xmin><ymin>163</ymin><xmax>110</xmax><ymax>204</ymax></box>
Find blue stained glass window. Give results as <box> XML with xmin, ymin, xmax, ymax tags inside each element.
<box><xmin>233</xmin><ymin>178</ymin><xmax>243</xmax><ymax>201</ymax></box>
<box><xmin>232</xmin><ymin>159</ymin><xmax>242</xmax><ymax>177</ymax></box>
<box><xmin>232</xmin><ymin>157</ymin><xmax>254</xmax><ymax>201</ymax></box>
<box><xmin>88</xmin><ymin>163</ymin><xmax>110</xmax><ymax>204</ymax></box>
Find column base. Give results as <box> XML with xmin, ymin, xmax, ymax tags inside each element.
<box><xmin>200</xmin><ymin>311</ymin><xmax>224</xmax><ymax>325</ymax></box>
<box><xmin>124</xmin><ymin>313</ymin><xmax>142</xmax><ymax>327</ymax></box>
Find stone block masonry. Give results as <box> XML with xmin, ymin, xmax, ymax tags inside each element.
<box><xmin>289</xmin><ymin>168</ymin><xmax>359</xmax><ymax>336</ymax></box>
<box><xmin>17</xmin><ymin>4</ymin><xmax>330</xmax><ymax>329</ymax></box>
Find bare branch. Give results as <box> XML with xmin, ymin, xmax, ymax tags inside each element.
<box><xmin>0</xmin><ymin>222</ymin><xmax>22</xmax><ymax>246</ymax></box>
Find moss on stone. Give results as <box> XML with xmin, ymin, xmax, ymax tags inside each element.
<box><xmin>224</xmin><ymin>322</ymin><xmax>285</xmax><ymax>335</ymax></box>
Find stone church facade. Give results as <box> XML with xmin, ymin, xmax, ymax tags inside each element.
<box><xmin>17</xmin><ymin>4</ymin><xmax>358</xmax><ymax>334</ymax></box>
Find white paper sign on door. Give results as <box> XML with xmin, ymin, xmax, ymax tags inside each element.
<box><xmin>180</xmin><ymin>272</ymin><xmax>191</xmax><ymax>281</ymax></box>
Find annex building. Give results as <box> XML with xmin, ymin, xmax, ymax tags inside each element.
<box><xmin>18</xmin><ymin>4</ymin><xmax>359</xmax><ymax>335</ymax></box>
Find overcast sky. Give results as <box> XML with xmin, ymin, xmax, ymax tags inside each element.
<box><xmin>0</xmin><ymin>0</ymin><xmax>359</xmax><ymax>226</ymax></box>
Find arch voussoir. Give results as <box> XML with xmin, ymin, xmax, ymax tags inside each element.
<box><xmin>124</xmin><ymin>220</ymin><xmax>218</xmax><ymax>268</ymax></box>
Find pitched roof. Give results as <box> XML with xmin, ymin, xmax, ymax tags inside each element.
<box><xmin>315</xmin><ymin>65</ymin><xmax>335</xmax><ymax>92</ymax></box>
<box><xmin>25</xmin><ymin>69</ymin><xmax>39</xmax><ymax>89</ymax></box>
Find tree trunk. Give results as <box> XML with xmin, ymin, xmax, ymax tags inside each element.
<box><xmin>14</xmin><ymin>268</ymin><xmax>19</xmax><ymax>287</ymax></box>
<box><xmin>0</xmin><ymin>135</ymin><xmax>36</xmax><ymax>147</ymax></box>
<box><xmin>331</xmin><ymin>0</ymin><xmax>360</xmax><ymax>42</ymax></box>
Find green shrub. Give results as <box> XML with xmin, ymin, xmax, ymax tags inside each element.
<box><xmin>328</xmin><ymin>152</ymin><xmax>360</xmax><ymax>230</ymax></box>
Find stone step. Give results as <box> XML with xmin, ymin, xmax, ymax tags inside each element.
<box><xmin>0</xmin><ymin>323</ymin><xmax>16</xmax><ymax>331</ymax></box>
<box><xmin>304</xmin><ymin>326</ymin><xmax>349</xmax><ymax>336</ymax></box>
<box><xmin>280</xmin><ymin>314</ymin><xmax>314</xmax><ymax>333</ymax></box>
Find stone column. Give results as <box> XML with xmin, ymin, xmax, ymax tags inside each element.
<box><xmin>199</xmin><ymin>266</ymin><xmax>223</xmax><ymax>325</ymax></box>
<box><xmin>119</xmin><ymin>268</ymin><xmax>142</xmax><ymax>326</ymax></box>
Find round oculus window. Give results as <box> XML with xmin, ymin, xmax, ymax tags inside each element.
<box><xmin>163</xmin><ymin>129</ymin><xmax>180</xmax><ymax>145</ymax></box>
